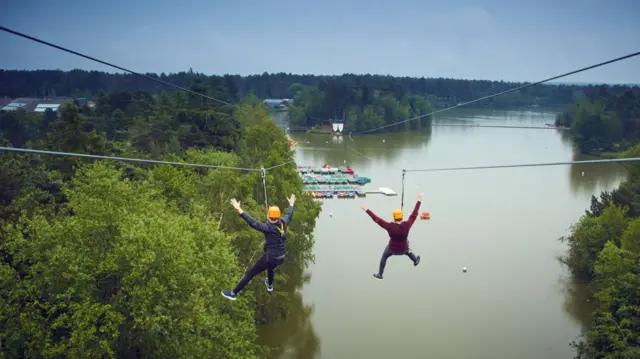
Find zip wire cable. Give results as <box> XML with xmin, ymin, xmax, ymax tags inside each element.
<box><xmin>430</xmin><ymin>123</ymin><xmax>567</xmax><ymax>130</ymax></box>
<box><xmin>265</xmin><ymin>160</ymin><xmax>296</xmax><ymax>171</ymax></box>
<box><xmin>405</xmin><ymin>157</ymin><xmax>640</xmax><ymax>173</ymax></box>
<box><xmin>260</xmin><ymin>168</ymin><xmax>269</xmax><ymax>211</ymax></box>
<box><xmin>0</xmin><ymin>25</ymin><xmax>239</xmax><ymax>109</ymax></box>
<box><xmin>295</xmin><ymin>119</ymin><xmax>567</xmax><ymax>132</ymax></box>
<box><xmin>0</xmin><ymin>26</ymin><xmax>299</xmax><ymax>173</ymax></box>
<box><xmin>0</xmin><ymin>146</ymin><xmax>262</xmax><ymax>171</ymax></box>
<box><xmin>401</xmin><ymin>169</ymin><xmax>406</xmax><ymax>211</ymax></box>
<box><xmin>351</xmin><ymin>50</ymin><xmax>640</xmax><ymax>136</ymax></box>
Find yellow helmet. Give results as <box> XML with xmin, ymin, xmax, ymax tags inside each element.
<box><xmin>392</xmin><ymin>209</ymin><xmax>403</xmax><ymax>221</ymax></box>
<box><xmin>267</xmin><ymin>206</ymin><xmax>281</xmax><ymax>219</ymax></box>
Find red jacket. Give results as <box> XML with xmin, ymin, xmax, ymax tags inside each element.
<box><xmin>366</xmin><ymin>201</ymin><xmax>421</xmax><ymax>253</ymax></box>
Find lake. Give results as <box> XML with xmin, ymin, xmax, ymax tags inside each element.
<box><xmin>259</xmin><ymin>110</ymin><xmax>628</xmax><ymax>359</ymax></box>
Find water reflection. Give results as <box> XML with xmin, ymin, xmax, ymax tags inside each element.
<box><xmin>569</xmin><ymin>152</ymin><xmax>628</xmax><ymax>196</ymax></box>
<box><xmin>257</xmin><ymin>291</ymin><xmax>320</xmax><ymax>359</ymax></box>
<box><xmin>559</xmin><ymin>276</ymin><xmax>594</xmax><ymax>333</ymax></box>
<box><xmin>268</xmin><ymin>108</ymin><xmax>613</xmax><ymax>358</ymax></box>
<box><xmin>290</xmin><ymin>129</ymin><xmax>432</xmax><ymax>168</ymax></box>
<box><xmin>559</xmin><ymin>130</ymin><xmax>573</xmax><ymax>147</ymax></box>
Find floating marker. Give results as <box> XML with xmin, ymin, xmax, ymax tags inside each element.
<box><xmin>329</xmin><ymin>212</ymin><xmax>333</xmax><ymax>217</ymax></box>
<box><xmin>581</xmin><ymin>172</ymin><xmax>585</xmax><ymax>176</ymax></box>
<box><xmin>462</xmin><ymin>267</ymin><xmax>467</xmax><ymax>273</ymax></box>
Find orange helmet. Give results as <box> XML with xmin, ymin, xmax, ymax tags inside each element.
<box><xmin>267</xmin><ymin>206</ymin><xmax>281</xmax><ymax>219</ymax></box>
<box><xmin>392</xmin><ymin>209</ymin><xmax>403</xmax><ymax>221</ymax></box>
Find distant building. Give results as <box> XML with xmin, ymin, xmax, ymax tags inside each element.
<box><xmin>1</xmin><ymin>97</ymin><xmax>73</xmax><ymax>114</ymax></box>
<box><xmin>263</xmin><ymin>98</ymin><xmax>294</xmax><ymax>110</ymax></box>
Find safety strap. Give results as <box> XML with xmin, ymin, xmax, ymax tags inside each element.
<box><xmin>401</xmin><ymin>169</ymin><xmax>406</xmax><ymax>211</ymax></box>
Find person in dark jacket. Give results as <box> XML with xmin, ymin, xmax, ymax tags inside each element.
<box><xmin>362</xmin><ymin>193</ymin><xmax>423</xmax><ymax>279</ymax></box>
<box><xmin>221</xmin><ymin>194</ymin><xmax>296</xmax><ymax>300</ymax></box>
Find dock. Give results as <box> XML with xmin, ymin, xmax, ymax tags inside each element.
<box><xmin>367</xmin><ymin>187</ymin><xmax>398</xmax><ymax>196</ymax></box>
<box><xmin>299</xmin><ymin>164</ymin><xmax>396</xmax><ymax>199</ymax></box>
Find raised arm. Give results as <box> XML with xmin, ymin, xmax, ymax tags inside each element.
<box><xmin>282</xmin><ymin>206</ymin><xmax>294</xmax><ymax>225</ymax></box>
<box><xmin>230</xmin><ymin>198</ymin><xmax>269</xmax><ymax>233</ymax></box>
<box><xmin>282</xmin><ymin>194</ymin><xmax>296</xmax><ymax>225</ymax></box>
<box><xmin>362</xmin><ymin>205</ymin><xmax>392</xmax><ymax>230</ymax></box>
<box><xmin>406</xmin><ymin>193</ymin><xmax>424</xmax><ymax>228</ymax></box>
<box><xmin>240</xmin><ymin>212</ymin><xmax>270</xmax><ymax>233</ymax></box>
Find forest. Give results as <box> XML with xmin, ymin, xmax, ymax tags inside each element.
<box><xmin>560</xmin><ymin>149</ymin><xmax>640</xmax><ymax>358</ymax></box>
<box><xmin>0</xmin><ymin>79</ymin><xmax>322</xmax><ymax>358</ymax></box>
<box><xmin>2</xmin><ymin>67</ymin><xmax>640</xmax><ymax>358</ymax></box>
<box><xmin>2</xmin><ymin>69</ymin><xmax>630</xmax><ymax>134</ymax></box>
<box><xmin>555</xmin><ymin>85</ymin><xmax>640</xmax><ymax>154</ymax></box>
<box><xmin>557</xmin><ymin>86</ymin><xmax>640</xmax><ymax>357</ymax></box>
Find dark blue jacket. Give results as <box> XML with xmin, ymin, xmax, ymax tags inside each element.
<box><xmin>240</xmin><ymin>206</ymin><xmax>294</xmax><ymax>258</ymax></box>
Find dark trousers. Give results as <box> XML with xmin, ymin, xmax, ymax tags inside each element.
<box><xmin>233</xmin><ymin>253</ymin><xmax>285</xmax><ymax>294</ymax></box>
<box><xmin>378</xmin><ymin>245</ymin><xmax>418</xmax><ymax>275</ymax></box>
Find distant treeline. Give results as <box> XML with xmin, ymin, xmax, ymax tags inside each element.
<box><xmin>3</xmin><ymin>69</ymin><xmax>632</xmax><ymax>110</ymax></box>
<box><xmin>3</xmin><ymin>69</ymin><xmax>640</xmax><ymax>134</ymax></box>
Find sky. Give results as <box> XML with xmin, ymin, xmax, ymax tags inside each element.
<box><xmin>1</xmin><ymin>0</ymin><xmax>639</xmax><ymax>83</ymax></box>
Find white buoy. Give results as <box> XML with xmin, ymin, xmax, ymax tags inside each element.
<box><xmin>581</xmin><ymin>172</ymin><xmax>585</xmax><ymax>176</ymax></box>
<box><xmin>462</xmin><ymin>267</ymin><xmax>467</xmax><ymax>273</ymax></box>
<box><xmin>330</xmin><ymin>213</ymin><xmax>333</xmax><ymax>217</ymax></box>
<box><xmin>382</xmin><ymin>139</ymin><xmax>385</xmax><ymax>143</ymax></box>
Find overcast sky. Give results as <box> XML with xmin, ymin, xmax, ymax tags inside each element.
<box><xmin>1</xmin><ymin>0</ymin><xmax>639</xmax><ymax>83</ymax></box>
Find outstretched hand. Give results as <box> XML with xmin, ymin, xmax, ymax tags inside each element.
<box><xmin>361</xmin><ymin>204</ymin><xmax>368</xmax><ymax>211</ymax></box>
<box><xmin>288</xmin><ymin>194</ymin><xmax>296</xmax><ymax>206</ymax></box>
<box><xmin>230</xmin><ymin>198</ymin><xmax>243</xmax><ymax>213</ymax></box>
<box><xmin>417</xmin><ymin>193</ymin><xmax>424</xmax><ymax>201</ymax></box>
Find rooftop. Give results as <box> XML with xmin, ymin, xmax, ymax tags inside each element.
<box><xmin>1</xmin><ymin>97</ymin><xmax>72</xmax><ymax>112</ymax></box>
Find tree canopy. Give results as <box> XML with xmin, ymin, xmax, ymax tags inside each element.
<box><xmin>555</xmin><ymin>85</ymin><xmax>640</xmax><ymax>153</ymax></box>
<box><xmin>561</xmin><ymin>145</ymin><xmax>640</xmax><ymax>358</ymax></box>
<box><xmin>0</xmin><ymin>78</ymin><xmax>322</xmax><ymax>358</ymax></box>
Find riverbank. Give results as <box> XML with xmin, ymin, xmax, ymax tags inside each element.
<box><xmin>260</xmin><ymin>110</ymin><xmax>624</xmax><ymax>359</ymax></box>
<box><xmin>559</xmin><ymin>143</ymin><xmax>640</xmax><ymax>357</ymax></box>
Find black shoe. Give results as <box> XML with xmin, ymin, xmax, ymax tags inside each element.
<box><xmin>414</xmin><ymin>256</ymin><xmax>421</xmax><ymax>266</ymax></box>
<box><xmin>265</xmin><ymin>279</ymin><xmax>273</xmax><ymax>292</ymax></box>
<box><xmin>373</xmin><ymin>273</ymin><xmax>383</xmax><ymax>279</ymax></box>
<box><xmin>221</xmin><ymin>290</ymin><xmax>237</xmax><ymax>300</ymax></box>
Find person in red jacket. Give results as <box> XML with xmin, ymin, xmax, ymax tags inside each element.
<box><xmin>361</xmin><ymin>192</ymin><xmax>423</xmax><ymax>279</ymax></box>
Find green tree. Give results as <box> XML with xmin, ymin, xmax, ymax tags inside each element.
<box><xmin>570</xmin><ymin>101</ymin><xmax>622</xmax><ymax>153</ymax></box>
<box><xmin>572</xmin><ymin>241</ymin><xmax>640</xmax><ymax>359</ymax></box>
<box><xmin>559</xmin><ymin>203</ymin><xmax>628</xmax><ymax>279</ymax></box>
<box><xmin>621</xmin><ymin>217</ymin><xmax>640</xmax><ymax>254</ymax></box>
<box><xmin>1</xmin><ymin>162</ymin><xmax>263</xmax><ymax>358</ymax></box>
